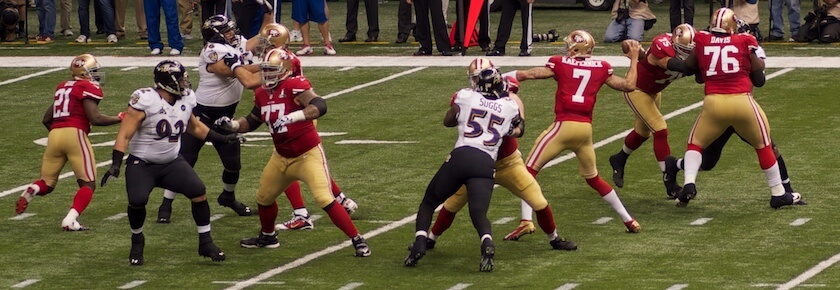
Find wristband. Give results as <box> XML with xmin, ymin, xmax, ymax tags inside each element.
<box><xmin>286</xmin><ymin>110</ymin><xmax>306</xmax><ymax>124</ymax></box>
<box><xmin>111</xmin><ymin>150</ymin><xmax>125</xmax><ymax>168</ymax></box>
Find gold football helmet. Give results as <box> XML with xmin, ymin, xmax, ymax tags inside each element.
<box><xmin>255</xmin><ymin>23</ymin><xmax>291</xmax><ymax>59</ymax></box>
<box><xmin>672</xmin><ymin>24</ymin><xmax>696</xmax><ymax>60</ymax></box>
<box><xmin>468</xmin><ymin>57</ymin><xmax>495</xmax><ymax>89</ymax></box>
<box><xmin>70</xmin><ymin>53</ymin><xmax>103</xmax><ymax>83</ymax></box>
<box><xmin>563</xmin><ymin>30</ymin><xmax>595</xmax><ymax>58</ymax></box>
<box><xmin>260</xmin><ymin>48</ymin><xmax>295</xmax><ymax>89</ymax></box>
<box><xmin>710</xmin><ymin>8</ymin><xmax>738</xmax><ymax>34</ymax></box>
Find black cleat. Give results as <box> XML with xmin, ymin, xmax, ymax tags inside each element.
<box><xmin>198</xmin><ymin>241</ymin><xmax>226</xmax><ymax>262</ymax></box>
<box><xmin>157</xmin><ymin>203</ymin><xmax>172</xmax><ymax>224</ymax></box>
<box><xmin>352</xmin><ymin>235</ymin><xmax>371</xmax><ymax>257</ymax></box>
<box><xmin>425</xmin><ymin>237</ymin><xmax>436</xmax><ymax>250</ymax></box>
<box><xmin>218</xmin><ymin>194</ymin><xmax>252</xmax><ymax>216</ymax></box>
<box><xmin>549</xmin><ymin>237</ymin><xmax>578</xmax><ymax>251</ymax></box>
<box><xmin>675</xmin><ymin>183</ymin><xmax>697</xmax><ymax>207</ymax></box>
<box><xmin>479</xmin><ymin>239</ymin><xmax>495</xmax><ymax>272</ymax></box>
<box><xmin>609</xmin><ymin>153</ymin><xmax>627</xmax><ymax>188</ymax></box>
<box><xmin>663</xmin><ymin>155</ymin><xmax>681</xmax><ymax>199</ymax></box>
<box><xmin>770</xmin><ymin>192</ymin><xmax>801</xmax><ymax>209</ymax></box>
<box><xmin>129</xmin><ymin>233</ymin><xmax>145</xmax><ymax>266</ymax></box>
<box><xmin>240</xmin><ymin>233</ymin><xmax>280</xmax><ymax>248</ymax></box>
<box><xmin>404</xmin><ymin>236</ymin><xmax>427</xmax><ymax>267</ymax></box>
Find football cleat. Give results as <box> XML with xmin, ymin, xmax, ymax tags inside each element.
<box><xmin>352</xmin><ymin>235</ymin><xmax>371</xmax><ymax>257</ymax></box>
<box><xmin>198</xmin><ymin>241</ymin><xmax>226</xmax><ymax>262</ymax></box>
<box><xmin>479</xmin><ymin>239</ymin><xmax>495</xmax><ymax>272</ymax></box>
<box><xmin>129</xmin><ymin>233</ymin><xmax>145</xmax><ymax>266</ymax></box>
<box><xmin>156</xmin><ymin>203</ymin><xmax>172</xmax><ymax>224</ymax></box>
<box><xmin>404</xmin><ymin>236</ymin><xmax>427</xmax><ymax>267</ymax></box>
<box><xmin>792</xmin><ymin>192</ymin><xmax>808</xmax><ymax>205</ymax></box>
<box><xmin>675</xmin><ymin>183</ymin><xmax>697</xmax><ymax>207</ymax></box>
<box><xmin>425</xmin><ymin>237</ymin><xmax>436</xmax><ymax>250</ymax></box>
<box><xmin>338</xmin><ymin>196</ymin><xmax>358</xmax><ymax>215</ymax></box>
<box><xmin>663</xmin><ymin>156</ymin><xmax>681</xmax><ymax>199</ymax></box>
<box><xmin>770</xmin><ymin>191</ymin><xmax>801</xmax><ymax>209</ymax></box>
<box><xmin>549</xmin><ymin>237</ymin><xmax>578</xmax><ymax>251</ymax></box>
<box><xmin>609</xmin><ymin>153</ymin><xmax>627</xmax><ymax>188</ymax></box>
<box><xmin>61</xmin><ymin>219</ymin><xmax>88</xmax><ymax>231</ymax></box>
<box><xmin>240</xmin><ymin>232</ymin><xmax>280</xmax><ymax>248</ymax></box>
<box><xmin>624</xmin><ymin>219</ymin><xmax>641</xmax><ymax>233</ymax></box>
<box><xmin>15</xmin><ymin>185</ymin><xmax>37</xmax><ymax>215</ymax></box>
<box><xmin>218</xmin><ymin>193</ymin><xmax>252</xmax><ymax>216</ymax></box>
<box><xmin>503</xmin><ymin>220</ymin><xmax>535</xmax><ymax>241</ymax></box>
<box><xmin>275</xmin><ymin>214</ymin><xmax>314</xmax><ymax>230</ymax></box>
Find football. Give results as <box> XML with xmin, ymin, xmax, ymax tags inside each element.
<box><xmin>621</xmin><ymin>40</ymin><xmax>632</xmax><ymax>54</ymax></box>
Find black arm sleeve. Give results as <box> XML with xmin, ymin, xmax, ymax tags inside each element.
<box><xmin>667</xmin><ymin>57</ymin><xmax>688</xmax><ymax>73</ymax></box>
<box><xmin>309</xmin><ymin>97</ymin><xmax>327</xmax><ymax>116</ymax></box>
<box><xmin>750</xmin><ymin>70</ymin><xmax>766</xmax><ymax>87</ymax></box>
<box><xmin>246</xmin><ymin>105</ymin><xmax>263</xmax><ymax>130</ymax></box>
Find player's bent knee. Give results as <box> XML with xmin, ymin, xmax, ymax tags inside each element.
<box><xmin>255</xmin><ymin>193</ymin><xmax>276</xmax><ymax>207</ymax></box>
<box><xmin>190</xmin><ymin>195</ymin><xmax>207</xmax><ymax>203</ymax></box>
<box><xmin>314</xmin><ymin>194</ymin><xmax>334</xmax><ymax>209</ymax></box>
<box><xmin>76</xmin><ymin>179</ymin><xmax>96</xmax><ymax>191</ymax></box>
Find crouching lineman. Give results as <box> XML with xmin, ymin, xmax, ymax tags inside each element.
<box><xmin>101</xmin><ymin>60</ymin><xmax>242</xmax><ymax>265</ymax></box>
<box><xmin>215</xmin><ymin>48</ymin><xmax>371</xmax><ymax>257</ymax></box>
<box><xmin>17</xmin><ymin>54</ymin><xmax>123</xmax><ymax>231</ymax></box>
<box><xmin>423</xmin><ymin>58</ymin><xmax>578</xmax><ymax>252</ymax></box>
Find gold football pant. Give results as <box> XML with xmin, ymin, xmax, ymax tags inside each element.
<box><xmin>41</xmin><ymin>127</ymin><xmax>97</xmax><ymax>186</ymax></box>
<box><xmin>525</xmin><ymin>121</ymin><xmax>598</xmax><ymax>179</ymax></box>
<box><xmin>689</xmin><ymin>93</ymin><xmax>771</xmax><ymax>150</ymax></box>
<box><xmin>256</xmin><ymin>144</ymin><xmax>335</xmax><ymax>208</ymax></box>
<box><xmin>624</xmin><ymin>89</ymin><xmax>666</xmax><ymax>136</ymax></box>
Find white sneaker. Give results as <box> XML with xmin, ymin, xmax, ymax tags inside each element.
<box><xmin>75</xmin><ymin>35</ymin><xmax>89</xmax><ymax>43</ymax></box>
<box><xmin>107</xmin><ymin>34</ymin><xmax>118</xmax><ymax>43</ymax></box>
<box><xmin>170</xmin><ymin>48</ymin><xmax>181</xmax><ymax>56</ymax></box>
<box><xmin>150</xmin><ymin>48</ymin><xmax>162</xmax><ymax>55</ymax></box>
<box><xmin>62</xmin><ymin>29</ymin><xmax>74</xmax><ymax>36</ymax></box>
<box><xmin>324</xmin><ymin>45</ymin><xmax>336</xmax><ymax>55</ymax></box>
<box><xmin>296</xmin><ymin>45</ymin><xmax>313</xmax><ymax>56</ymax></box>
<box><xmin>61</xmin><ymin>219</ymin><xmax>87</xmax><ymax>231</ymax></box>
<box><xmin>181</xmin><ymin>33</ymin><xmax>193</xmax><ymax>40</ymax></box>
<box><xmin>290</xmin><ymin>30</ymin><xmax>303</xmax><ymax>42</ymax></box>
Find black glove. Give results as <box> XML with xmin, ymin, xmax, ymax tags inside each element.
<box><xmin>223</xmin><ymin>53</ymin><xmax>241</xmax><ymax>70</ymax></box>
<box><xmin>206</xmin><ymin>130</ymin><xmax>246</xmax><ymax>144</ymax></box>
<box><xmin>101</xmin><ymin>150</ymin><xmax>124</xmax><ymax>187</ymax></box>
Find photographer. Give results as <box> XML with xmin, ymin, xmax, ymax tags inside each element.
<box><xmin>818</xmin><ymin>0</ymin><xmax>840</xmax><ymax>42</ymax></box>
<box><xmin>1</xmin><ymin>0</ymin><xmax>23</xmax><ymax>41</ymax></box>
<box><xmin>727</xmin><ymin>0</ymin><xmax>763</xmax><ymax>41</ymax></box>
<box><xmin>604</xmin><ymin>0</ymin><xmax>656</xmax><ymax>43</ymax></box>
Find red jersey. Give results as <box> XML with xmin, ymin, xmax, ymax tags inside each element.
<box><xmin>693</xmin><ymin>31</ymin><xmax>759</xmax><ymax>94</ymax></box>
<box><xmin>636</xmin><ymin>33</ymin><xmax>686</xmax><ymax>94</ymax></box>
<box><xmin>50</xmin><ymin>79</ymin><xmax>104</xmax><ymax>133</ymax></box>
<box><xmin>253</xmin><ymin>76</ymin><xmax>320</xmax><ymax>157</ymax></box>
<box><xmin>285</xmin><ymin>48</ymin><xmax>303</xmax><ymax>77</ymax></box>
<box><xmin>547</xmin><ymin>56</ymin><xmax>613</xmax><ymax>123</ymax></box>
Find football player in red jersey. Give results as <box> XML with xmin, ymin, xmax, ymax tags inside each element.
<box><xmin>608</xmin><ymin>23</ymin><xmax>696</xmax><ymax>198</ymax></box>
<box><xmin>504</xmin><ymin>30</ymin><xmax>644</xmax><ymax>238</ymax></box>
<box><xmin>423</xmin><ymin>58</ymin><xmax>578</xmax><ymax>252</ymax></box>
<box><xmin>216</xmin><ymin>48</ymin><xmax>371</xmax><ymax>257</ymax></box>
<box><xmin>16</xmin><ymin>54</ymin><xmax>123</xmax><ymax>231</ymax></box>
<box><xmin>677</xmin><ymin>8</ymin><xmax>801</xmax><ymax>208</ymax></box>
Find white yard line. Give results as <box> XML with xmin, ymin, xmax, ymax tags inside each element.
<box><xmin>10</xmin><ymin>279</ymin><xmax>40</xmax><ymax>288</ymax></box>
<box><xmin>322</xmin><ymin>67</ymin><xmax>427</xmax><ymax>100</ymax></box>
<box><xmin>666</xmin><ymin>284</ymin><xmax>689</xmax><ymax>290</ymax></box>
<box><xmin>9</xmin><ymin>213</ymin><xmax>36</xmax><ymax>220</ymax></box>
<box><xmin>554</xmin><ymin>283</ymin><xmax>580</xmax><ymax>290</ymax></box>
<box><xmin>493</xmin><ymin>217</ymin><xmax>516</xmax><ymax>224</ymax></box>
<box><xmin>105</xmin><ymin>213</ymin><xmax>128</xmax><ymax>221</ymax></box>
<box><xmin>446</xmin><ymin>283</ymin><xmax>472</xmax><ymax>290</ymax></box>
<box><xmin>592</xmin><ymin>217</ymin><xmax>614</xmax><ymax>225</ymax></box>
<box><xmin>790</xmin><ymin>218</ymin><xmax>811</xmax><ymax>226</ymax></box>
<box><xmin>120</xmin><ymin>66</ymin><xmax>139</xmax><ymax>71</ymax></box>
<box><xmin>117</xmin><ymin>280</ymin><xmax>147</xmax><ymax>289</ymax></box>
<box><xmin>0</xmin><ymin>67</ymin><xmax>64</xmax><ymax>86</ymax></box>
<box><xmin>689</xmin><ymin>218</ymin><xmax>713</xmax><ymax>226</ymax></box>
<box><xmin>337</xmin><ymin>282</ymin><xmax>364</xmax><ymax>290</ymax></box>
<box><xmin>210</xmin><ymin>214</ymin><xmax>225</xmax><ymax>222</ymax></box>
<box><xmin>776</xmin><ymin>253</ymin><xmax>840</xmax><ymax>290</ymax></box>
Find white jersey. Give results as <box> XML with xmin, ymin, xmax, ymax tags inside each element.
<box><xmin>127</xmin><ymin>88</ymin><xmax>198</xmax><ymax>164</ymax></box>
<box><xmin>196</xmin><ymin>35</ymin><xmax>249</xmax><ymax>107</ymax></box>
<box><xmin>453</xmin><ymin>89</ymin><xmax>521</xmax><ymax>160</ymax></box>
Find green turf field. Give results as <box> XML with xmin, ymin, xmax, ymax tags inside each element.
<box><xmin>0</xmin><ymin>55</ymin><xmax>838</xmax><ymax>290</ymax></box>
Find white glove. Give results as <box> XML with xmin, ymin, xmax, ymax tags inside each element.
<box><xmin>272</xmin><ymin>115</ymin><xmax>292</xmax><ymax>131</ymax></box>
<box><xmin>754</xmin><ymin>46</ymin><xmax>767</xmax><ymax>60</ymax></box>
<box><xmin>214</xmin><ymin>116</ymin><xmax>240</xmax><ymax>131</ymax></box>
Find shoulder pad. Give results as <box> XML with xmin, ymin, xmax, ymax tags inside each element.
<box><xmin>129</xmin><ymin>88</ymin><xmax>158</xmax><ymax>111</ymax></box>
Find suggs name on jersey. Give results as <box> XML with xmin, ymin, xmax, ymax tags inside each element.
<box><xmin>480</xmin><ymin>98</ymin><xmax>503</xmax><ymax>113</ymax></box>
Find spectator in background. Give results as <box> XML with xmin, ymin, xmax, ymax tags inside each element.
<box><xmin>728</xmin><ymin>0</ymin><xmax>762</xmax><ymax>41</ymax></box>
<box><xmin>77</xmin><ymin>0</ymin><xmax>118</xmax><ymax>42</ymax></box>
<box><xmin>59</xmin><ymin>0</ymin><xmax>73</xmax><ymax>36</ymax></box>
<box><xmin>115</xmin><ymin>0</ymin><xmax>147</xmax><ymax>39</ymax></box>
<box><xmin>201</xmin><ymin>0</ymin><xmax>225</xmax><ymax>39</ymax></box>
<box><xmin>339</xmin><ymin>0</ymin><xmax>379</xmax><ymax>42</ymax></box>
<box><xmin>669</xmin><ymin>0</ymin><xmax>693</xmax><ymax>30</ymax></box>
<box><xmin>453</xmin><ymin>0</ymin><xmax>491</xmax><ymax>52</ymax></box>
<box><xmin>233</xmin><ymin>0</ymin><xmax>265</xmax><ymax>38</ymax></box>
<box><xmin>768</xmin><ymin>0</ymin><xmax>799</xmax><ymax>41</ymax></box>
<box><xmin>178</xmin><ymin>0</ymin><xmax>199</xmax><ymax>39</ymax></box>
<box><xmin>145</xmin><ymin>0</ymin><xmax>183</xmax><ymax>55</ymax></box>
<box><xmin>488</xmin><ymin>0</ymin><xmax>534</xmax><ymax>56</ymax></box>
<box><xmin>396</xmin><ymin>0</ymin><xmax>414</xmax><ymax>43</ymax></box>
<box><xmin>819</xmin><ymin>0</ymin><xmax>840</xmax><ymax>42</ymax></box>
<box><xmin>409</xmin><ymin>0</ymin><xmax>451</xmax><ymax>55</ymax></box>
<box><xmin>604</xmin><ymin>0</ymin><xmax>655</xmax><ymax>42</ymax></box>
<box><xmin>293</xmin><ymin>0</ymin><xmax>336</xmax><ymax>55</ymax></box>
<box><xmin>34</xmin><ymin>0</ymin><xmax>56</xmax><ymax>42</ymax></box>
<box><xmin>2</xmin><ymin>0</ymin><xmax>24</xmax><ymax>41</ymax></box>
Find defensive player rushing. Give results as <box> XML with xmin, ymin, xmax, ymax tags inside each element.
<box><xmin>405</xmin><ymin>64</ymin><xmax>525</xmax><ymax>272</ymax></box>
<box><xmin>608</xmin><ymin>23</ymin><xmax>697</xmax><ymax>198</ymax></box>
<box><xmin>16</xmin><ymin>54</ymin><xmax>123</xmax><ymax>231</ymax></box>
<box><xmin>215</xmin><ymin>48</ymin><xmax>371</xmax><ymax>257</ymax></box>
<box><xmin>504</xmin><ymin>30</ymin><xmax>643</xmax><ymax>240</ymax></box>
<box><xmin>423</xmin><ymin>58</ymin><xmax>578</xmax><ymax>252</ymax></box>
<box><xmin>101</xmin><ymin>60</ymin><xmax>239</xmax><ymax>265</ymax></box>
<box><xmin>156</xmin><ymin>11</ymin><xmax>276</xmax><ymax>222</ymax></box>
<box><xmin>674</xmin><ymin>8</ymin><xmax>802</xmax><ymax>208</ymax></box>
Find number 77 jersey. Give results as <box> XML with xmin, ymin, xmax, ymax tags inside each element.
<box><xmin>452</xmin><ymin>89</ymin><xmax>521</xmax><ymax>160</ymax></box>
<box><xmin>547</xmin><ymin>56</ymin><xmax>614</xmax><ymax>123</ymax></box>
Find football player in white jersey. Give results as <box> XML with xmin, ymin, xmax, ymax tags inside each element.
<box><xmin>101</xmin><ymin>60</ymin><xmax>243</xmax><ymax>266</ymax></box>
<box><xmin>405</xmin><ymin>66</ymin><xmax>524</xmax><ymax>272</ymax></box>
<box><xmin>156</xmin><ymin>11</ymin><xmax>278</xmax><ymax>222</ymax></box>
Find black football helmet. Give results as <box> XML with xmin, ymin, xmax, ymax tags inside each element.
<box><xmin>154</xmin><ymin>60</ymin><xmax>191</xmax><ymax>97</ymax></box>
<box><xmin>202</xmin><ymin>15</ymin><xmax>239</xmax><ymax>46</ymax></box>
<box><xmin>475</xmin><ymin>67</ymin><xmax>505</xmax><ymax>99</ymax></box>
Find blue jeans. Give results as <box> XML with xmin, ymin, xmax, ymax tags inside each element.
<box><xmin>604</xmin><ymin>18</ymin><xmax>645</xmax><ymax>43</ymax></box>
<box><xmin>79</xmin><ymin>0</ymin><xmax>117</xmax><ymax>37</ymax></box>
<box><xmin>145</xmin><ymin>0</ymin><xmax>183</xmax><ymax>50</ymax></box>
<box><xmin>36</xmin><ymin>0</ymin><xmax>56</xmax><ymax>37</ymax></box>
<box><xmin>770</xmin><ymin>0</ymin><xmax>800</xmax><ymax>37</ymax></box>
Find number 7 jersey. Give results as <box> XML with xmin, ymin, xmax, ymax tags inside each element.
<box><xmin>547</xmin><ymin>56</ymin><xmax>614</xmax><ymax>123</ymax></box>
<box><xmin>452</xmin><ymin>89</ymin><xmax>521</xmax><ymax>160</ymax></box>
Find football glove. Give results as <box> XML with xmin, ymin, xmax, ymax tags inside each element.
<box><xmin>214</xmin><ymin>116</ymin><xmax>240</xmax><ymax>131</ymax></box>
<box><xmin>272</xmin><ymin>115</ymin><xmax>292</xmax><ymax>132</ymax></box>
<box><xmin>101</xmin><ymin>164</ymin><xmax>120</xmax><ymax>187</ymax></box>
<box><xmin>222</xmin><ymin>133</ymin><xmax>246</xmax><ymax>144</ymax></box>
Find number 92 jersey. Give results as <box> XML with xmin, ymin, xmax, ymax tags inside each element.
<box><xmin>694</xmin><ymin>31</ymin><xmax>759</xmax><ymax>95</ymax></box>
<box><xmin>127</xmin><ymin>88</ymin><xmax>198</xmax><ymax>164</ymax></box>
<box><xmin>452</xmin><ymin>89</ymin><xmax>521</xmax><ymax>160</ymax></box>
<box><xmin>548</xmin><ymin>56</ymin><xmax>613</xmax><ymax>123</ymax></box>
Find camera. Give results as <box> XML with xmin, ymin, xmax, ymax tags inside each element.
<box><xmin>616</xmin><ymin>8</ymin><xmax>630</xmax><ymax>21</ymax></box>
<box><xmin>533</xmin><ymin>29</ymin><xmax>560</xmax><ymax>42</ymax></box>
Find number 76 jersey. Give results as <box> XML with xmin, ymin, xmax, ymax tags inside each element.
<box><xmin>547</xmin><ymin>56</ymin><xmax>614</xmax><ymax>123</ymax></box>
<box><xmin>452</xmin><ymin>89</ymin><xmax>521</xmax><ymax>160</ymax></box>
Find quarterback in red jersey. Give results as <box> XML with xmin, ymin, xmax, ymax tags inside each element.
<box><xmin>678</xmin><ymin>8</ymin><xmax>801</xmax><ymax>208</ymax></box>
<box><xmin>423</xmin><ymin>58</ymin><xmax>578</xmax><ymax>251</ymax></box>
<box><xmin>608</xmin><ymin>23</ymin><xmax>696</xmax><ymax>198</ymax></box>
<box><xmin>505</xmin><ymin>30</ymin><xmax>643</xmax><ymax>236</ymax></box>
<box><xmin>217</xmin><ymin>48</ymin><xmax>371</xmax><ymax>257</ymax></box>
<box><xmin>16</xmin><ymin>54</ymin><xmax>123</xmax><ymax>231</ymax></box>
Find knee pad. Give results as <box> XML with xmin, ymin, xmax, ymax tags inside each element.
<box><xmin>76</xmin><ymin>179</ymin><xmax>96</xmax><ymax>191</ymax></box>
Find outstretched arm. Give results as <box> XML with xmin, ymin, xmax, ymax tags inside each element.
<box><xmin>83</xmin><ymin>99</ymin><xmax>122</xmax><ymax>126</ymax></box>
<box><xmin>516</xmin><ymin>67</ymin><xmax>555</xmax><ymax>81</ymax></box>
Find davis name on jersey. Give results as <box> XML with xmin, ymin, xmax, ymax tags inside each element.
<box><xmin>636</xmin><ymin>33</ymin><xmax>686</xmax><ymax>94</ymax></box>
<box><xmin>694</xmin><ymin>31</ymin><xmax>759</xmax><ymax>95</ymax></box>
<box><xmin>51</xmin><ymin>79</ymin><xmax>104</xmax><ymax>133</ymax></box>
<box><xmin>196</xmin><ymin>35</ymin><xmax>250</xmax><ymax>107</ymax></box>
<box><xmin>253</xmin><ymin>76</ymin><xmax>320</xmax><ymax>157</ymax></box>
<box><xmin>547</xmin><ymin>56</ymin><xmax>613</xmax><ymax>123</ymax></box>
<box><xmin>127</xmin><ymin>88</ymin><xmax>197</xmax><ymax>164</ymax></box>
<box><xmin>453</xmin><ymin>89</ymin><xmax>521</xmax><ymax>160</ymax></box>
